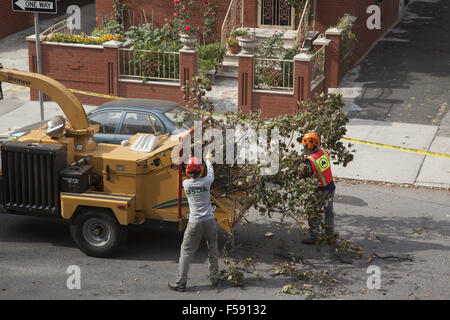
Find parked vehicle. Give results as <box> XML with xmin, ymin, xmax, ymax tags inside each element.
<box><xmin>10</xmin><ymin>99</ymin><xmax>200</xmax><ymax>144</ymax></box>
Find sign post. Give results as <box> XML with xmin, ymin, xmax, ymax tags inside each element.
<box><xmin>12</xmin><ymin>0</ymin><xmax>57</xmax><ymax>121</ymax></box>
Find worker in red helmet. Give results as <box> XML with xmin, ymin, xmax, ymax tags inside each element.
<box><xmin>169</xmin><ymin>150</ymin><xmax>219</xmax><ymax>292</ymax></box>
<box><xmin>301</xmin><ymin>132</ymin><xmax>337</xmax><ymax>245</ymax></box>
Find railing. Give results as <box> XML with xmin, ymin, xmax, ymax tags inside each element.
<box><xmin>295</xmin><ymin>0</ymin><xmax>311</xmax><ymax>47</ymax></box>
<box><xmin>253</xmin><ymin>58</ymin><xmax>294</xmax><ymax>91</ymax></box>
<box><xmin>221</xmin><ymin>0</ymin><xmax>244</xmax><ymax>45</ymax></box>
<box><xmin>311</xmin><ymin>45</ymin><xmax>325</xmax><ymax>83</ymax></box>
<box><xmin>118</xmin><ymin>48</ymin><xmax>180</xmax><ymax>82</ymax></box>
<box><xmin>41</xmin><ymin>18</ymin><xmax>76</xmax><ymax>38</ymax></box>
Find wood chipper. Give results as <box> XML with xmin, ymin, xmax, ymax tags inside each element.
<box><xmin>0</xmin><ymin>64</ymin><xmax>244</xmax><ymax>257</ymax></box>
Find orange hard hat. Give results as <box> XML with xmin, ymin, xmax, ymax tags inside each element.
<box><xmin>302</xmin><ymin>132</ymin><xmax>320</xmax><ymax>150</ymax></box>
<box><xmin>186</xmin><ymin>157</ymin><xmax>203</xmax><ymax>175</ymax></box>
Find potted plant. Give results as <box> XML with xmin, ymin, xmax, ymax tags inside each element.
<box><xmin>236</xmin><ymin>28</ymin><xmax>257</xmax><ymax>54</ymax></box>
<box><xmin>226</xmin><ymin>37</ymin><xmax>239</xmax><ymax>54</ymax></box>
<box><xmin>173</xmin><ymin>0</ymin><xmax>199</xmax><ymax>50</ymax></box>
<box><xmin>180</xmin><ymin>24</ymin><xmax>199</xmax><ymax>50</ymax></box>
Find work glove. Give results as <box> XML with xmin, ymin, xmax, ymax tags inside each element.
<box><xmin>205</xmin><ymin>150</ymin><xmax>214</xmax><ymax>161</ymax></box>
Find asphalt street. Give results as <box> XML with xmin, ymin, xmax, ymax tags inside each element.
<box><xmin>0</xmin><ymin>181</ymin><xmax>448</xmax><ymax>300</ymax></box>
<box><xmin>351</xmin><ymin>0</ymin><xmax>450</xmax><ymax>129</ymax></box>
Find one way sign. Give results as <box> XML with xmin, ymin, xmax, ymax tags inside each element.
<box><xmin>12</xmin><ymin>0</ymin><xmax>57</xmax><ymax>14</ymax></box>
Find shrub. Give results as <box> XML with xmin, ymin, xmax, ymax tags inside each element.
<box><xmin>198</xmin><ymin>42</ymin><xmax>226</xmax><ymax>72</ymax></box>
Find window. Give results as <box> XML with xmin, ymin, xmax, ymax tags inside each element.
<box><xmin>88</xmin><ymin>111</ymin><xmax>122</xmax><ymax>134</ymax></box>
<box><xmin>120</xmin><ymin>112</ymin><xmax>164</xmax><ymax>135</ymax></box>
<box><xmin>165</xmin><ymin>106</ymin><xmax>201</xmax><ymax>130</ymax></box>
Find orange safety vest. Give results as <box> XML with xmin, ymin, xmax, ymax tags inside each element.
<box><xmin>306</xmin><ymin>147</ymin><xmax>334</xmax><ymax>187</ymax></box>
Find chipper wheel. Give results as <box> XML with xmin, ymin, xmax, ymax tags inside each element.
<box><xmin>70</xmin><ymin>208</ymin><xmax>128</xmax><ymax>258</ymax></box>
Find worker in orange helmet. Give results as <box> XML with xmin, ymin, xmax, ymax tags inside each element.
<box><xmin>301</xmin><ymin>132</ymin><xmax>337</xmax><ymax>245</ymax></box>
<box><xmin>169</xmin><ymin>151</ymin><xmax>219</xmax><ymax>292</ymax></box>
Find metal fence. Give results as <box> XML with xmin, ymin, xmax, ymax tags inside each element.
<box><xmin>311</xmin><ymin>46</ymin><xmax>325</xmax><ymax>83</ymax></box>
<box><xmin>253</xmin><ymin>58</ymin><xmax>294</xmax><ymax>91</ymax></box>
<box><xmin>41</xmin><ymin>18</ymin><xmax>76</xmax><ymax>37</ymax></box>
<box><xmin>118</xmin><ymin>48</ymin><xmax>180</xmax><ymax>82</ymax></box>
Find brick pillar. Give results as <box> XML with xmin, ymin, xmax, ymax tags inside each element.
<box><xmin>293</xmin><ymin>52</ymin><xmax>313</xmax><ymax>107</ymax></box>
<box><xmin>237</xmin><ymin>53</ymin><xmax>254</xmax><ymax>113</ymax></box>
<box><xmin>312</xmin><ymin>37</ymin><xmax>331</xmax><ymax>93</ymax></box>
<box><xmin>179</xmin><ymin>48</ymin><xmax>199</xmax><ymax>101</ymax></box>
<box><xmin>102</xmin><ymin>40</ymin><xmax>122</xmax><ymax>97</ymax></box>
<box><xmin>325</xmin><ymin>28</ymin><xmax>343</xmax><ymax>88</ymax></box>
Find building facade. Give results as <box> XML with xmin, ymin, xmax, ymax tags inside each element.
<box><xmin>0</xmin><ymin>2</ymin><xmax>34</xmax><ymax>40</ymax></box>
<box><xmin>96</xmin><ymin>0</ymin><xmax>400</xmax><ymax>63</ymax></box>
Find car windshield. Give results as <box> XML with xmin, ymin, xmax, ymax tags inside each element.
<box><xmin>164</xmin><ymin>106</ymin><xmax>200</xmax><ymax>130</ymax></box>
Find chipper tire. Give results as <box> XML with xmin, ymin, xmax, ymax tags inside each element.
<box><xmin>70</xmin><ymin>208</ymin><xmax>128</xmax><ymax>258</ymax></box>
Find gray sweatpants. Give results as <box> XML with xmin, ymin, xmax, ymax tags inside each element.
<box><xmin>175</xmin><ymin>219</ymin><xmax>219</xmax><ymax>286</ymax></box>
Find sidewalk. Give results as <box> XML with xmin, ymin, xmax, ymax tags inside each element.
<box><xmin>331</xmin><ymin>0</ymin><xmax>450</xmax><ymax>189</ymax></box>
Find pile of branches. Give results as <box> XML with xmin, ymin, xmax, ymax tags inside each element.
<box><xmin>179</xmin><ymin>76</ymin><xmax>358</xmax><ymax>252</ymax></box>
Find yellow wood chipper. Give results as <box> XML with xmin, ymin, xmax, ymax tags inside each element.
<box><xmin>0</xmin><ymin>64</ymin><xmax>242</xmax><ymax>257</ymax></box>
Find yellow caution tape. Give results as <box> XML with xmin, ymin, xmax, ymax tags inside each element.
<box><xmin>4</xmin><ymin>87</ymin><xmax>28</xmax><ymax>92</ymax></box>
<box><xmin>68</xmin><ymin>89</ymin><xmax>123</xmax><ymax>100</ymax></box>
<box><xmin>342</xmin><ymin>137</ymin><xmax>450</xmax><ymax>159</ymax></box>
<box><xmin>65</xmin><ymin>90</ymin><xmax>450</xmax><ymax>159</ymax></box>
<box><xmin>3</xmin><ymin>86</ymin><xmax>449</xmax><ymax>159</ymax></box>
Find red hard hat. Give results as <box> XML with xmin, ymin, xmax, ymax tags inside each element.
<box><xmin>186</xmin><ymin>157</ymin><xmax>203</xmax><ymax>175</ymax></box>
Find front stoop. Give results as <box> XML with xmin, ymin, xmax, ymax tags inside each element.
<box><xmin>217</xmin><ymin>28</ymin><xmax>321</xmax><ymax>79</ymax></box>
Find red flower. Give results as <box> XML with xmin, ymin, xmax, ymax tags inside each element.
<box><xmin>182</xmin><ymin>7</ymin><xmax>186</xmax><ymax>11</ymax></box>
<box><xmin>164</xmin><ymin>18</ymin><xmax>169</xmax><ymax>23</ymax></box>
<box><xmin>173</xmin><ymin>12</ymin><xmax>178</xmax><ymax>17</ymax></box>
<box><xmin>205</xmin><ymin>0</ymin><xmax>209</xmax><ymax>4</ymax></box>
<box><xmin>96</xmin><ymin>16</ymin><xmax>99</xmax><ymax>22</ymax></box>
<box><xmin>185</xmin><ymin>26</ymin><xmax>190</xmax><ymax>31</ymax></box>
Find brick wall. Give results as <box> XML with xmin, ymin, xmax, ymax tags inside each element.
<box><xmin>352</xmin><ymin>0</ymin><xmax>399</xmax><ymax>62</ymax></box>
<box><xmin>0</xmin><ymin>3</ymin><xmax>34</xmax><ymax>40</ymax></box>
<box><xmin>237</xmin><ymin>29</ymin><xmax>342</xmax><ymax>118</ymax></box>
<box><xmin>28</xmin><ymin>38</ymin><xmax>195</xmax><ymax>106</ymax></box>
<box><xmin>96</xmin><ymin>0</ymin><xmax>231</xmax><ymax>38</ymax></box>
<box><xmin>316</xmin><ymin>0</ymin><xmax>399</xmax><ymax>65</ymax></box>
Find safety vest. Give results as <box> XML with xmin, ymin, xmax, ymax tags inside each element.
<box><xmin>306</xmin><ymin>147</ymin><xmax>334</xmax><ymax>187</ymax></box>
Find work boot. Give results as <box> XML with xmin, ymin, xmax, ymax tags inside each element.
<box><xmin>168</xmin><ymin>282</ymin><xmax>186</xmax><ymax>292</ymax></box>
<box><xmin>301</xmin><ymin>237</ymin><xmax>318</xmax><ymax>245</ymax></box>
<box><xmin>211</xmin><ymin>279</ymin><xmax>222</xmax><ymax>292</ymax></box>
<box><xmin>211</xmin><ymin>279</ymin><xmax>220</xmax><ymax>288</ymax></box>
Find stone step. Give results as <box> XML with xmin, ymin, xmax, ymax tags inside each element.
<box><xmin>218</xmin><ymin>29</ymin><xmax>321</xmax><ymax>77</ymax></box>
<box><xmin>220</xmin><ymin>60</ymin><xmax>238</xmax><ymax>74</ymax></box>
<box><xmin>216</xmin><ymin>71</ymin><xmax>238</xmax><ymax>79</ymax></box>
<box><xmin>236</xmin><ymin>27</ymin><xmax>321</xmax><ymax>49</ymax></box>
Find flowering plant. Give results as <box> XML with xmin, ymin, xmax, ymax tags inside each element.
<box><xmin>226</xmin><ymin>37</ymin><xmax>238</xmax><ymax>47</ymax></box>
<box><xmin>46</xmin><ymin>32</ymin><xmax>124</xmax><ymax>45</ymax></box>
<box><xmin>172</xmin><ymin>0</ymin><xmax>200</xmax><ymax>36</ymax></box>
